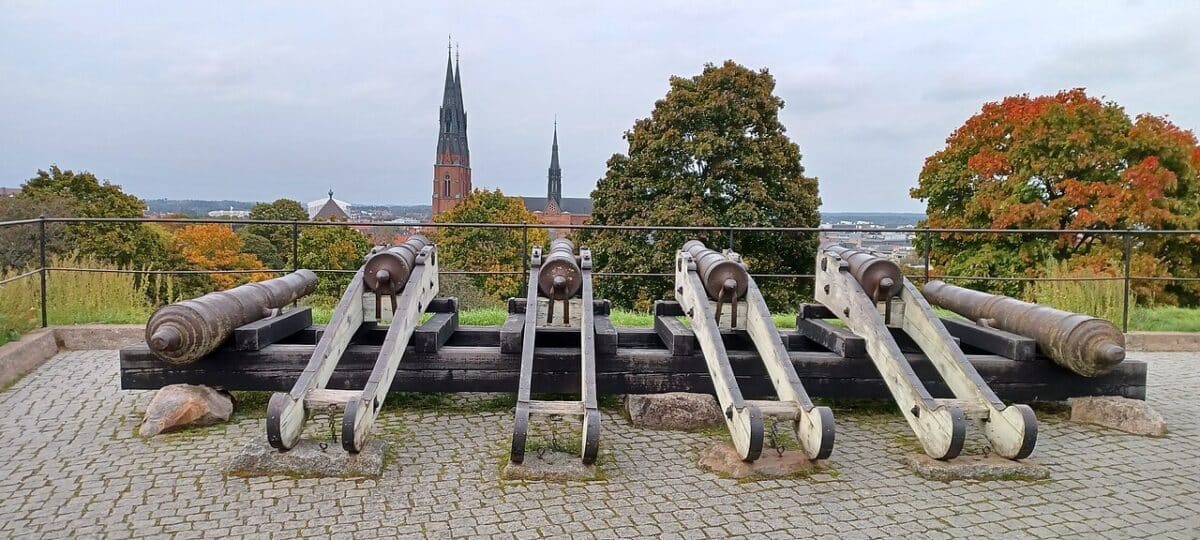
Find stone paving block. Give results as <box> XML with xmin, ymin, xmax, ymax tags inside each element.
<box><xmin>902</xmin><ymin>454</ymin><xmax>1050</xmax><ymax>481</ymax></box>
<box><xmin>0</xmin><ymin>351</ymin><xmax>1196</xmax><ymax>538</ymax></box>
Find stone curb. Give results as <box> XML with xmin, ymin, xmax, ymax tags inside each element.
<box><xmin>0</xmin><ymin>324</ymin><xmax>144</xmax><ymax>389</ymax></box>
<box><xmin>1125</xmin><ymin>332</ymin><xmax>1200</xmax><ymax>353</ymax></box>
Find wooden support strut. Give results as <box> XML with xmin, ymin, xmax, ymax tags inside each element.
<box><xmin>510</xmin><ymin>246</ymin><xmax>601</xmax><ymax>464</ymax></box>
<box><xmin>815</xmin><ymin>249</ymin><xmax>1036</xmax><ymax>460</ymax></box>
<box><xmin>674</xmin><ymin>250</ymin><xmax>763</xmax><ymax>462</ymax></box>
<box><xmin>267</xmin><ymin>246</ymin><xmax>439</xmax><ymax>453</ymax></box>
<box><xmin>342</xmin><ymin>246</ymin><xmax>439</xmax><ymax>452</ymax></box>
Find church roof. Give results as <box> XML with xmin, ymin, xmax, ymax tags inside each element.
<box><xmin>522</xmin><ymin>196</ymin><xmax>592</xmax><ymax>215</ymax></box>
<box><xmin>307</xmin><ymin>192</ymin><xmax>351</xmax><ymax>220</ymax></box>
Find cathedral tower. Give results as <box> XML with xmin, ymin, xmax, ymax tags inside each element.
<box><xmin>432</xmin><ymin>46</ymin><xmax>471</xmax><ymax>215</ymax></box>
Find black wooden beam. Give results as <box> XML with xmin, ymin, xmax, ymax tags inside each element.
<box><xmin>940</xmin><ymin>317</ymin><xmax>1037</xmax><ymax>361</ymax></box>
<box><xmin>594</xmin><ymin>315</ymin><xmax>618</xmax><ymax>356</ymax></box>
<box><xmin>120</xmin><ymin>343</ymin><xmax>1147</xmax><ymax>402</ymax></box>
<box><xmin>795</xmin><ymin>317</ymin><xmax>866</xmax><ymax>358</ymax></box>
<box><xmin>499</xmin><ymin>314</ymin><xmax>523</xmax><ymax>354</ymax></box>
<box><xmin>413</xmin><ymin>312</ymin><xmax>458</xmax><ymax>353</ymax></box>
<box><xmin>654</xmin><ymin>315</ymin><xmax>694</xmax><ymax>356</ymax></box>
<box><xmin>234</xmin><ymin>308</ymin><xmax>312</xmax><ymax>351</ymax></box>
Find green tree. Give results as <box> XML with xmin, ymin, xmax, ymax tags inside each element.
<box><xmin>580</xmin><ymin>61</ymin><xmax>821</xmax><ymax>311</ymax></box>
<box><xmin>243</xmin><ymin>198</ymin><xmax>308</xmax><ymax>268</ymax></box>
<box><xmin>911</xmin><ymin>89</ymin><xmax>1200</xmax><ymax>304</ymax></box>
<box><xmin>238</xmin><ymin>231</ymin><xmax>284</xmax><ymax>269</ymax></box>
<box><xmin>19</xmin><ymin>166</ymin><xmax>170</xmax><ymax>268</ymax></box>
<box><xmin>0</xmin><ymin>191</ymin><xmax>74</xmax><ymax>272</ymax></box>
<box><xmin>298</xmin><ymin>225</ymin><xmax>371</xmax><ymax>296</ymax></box>
<box><xmin>433</xmin><ymin>189</ymin><xmax>549</xmax><ymax>301</ymax></box>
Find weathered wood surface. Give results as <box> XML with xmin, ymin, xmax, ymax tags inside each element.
<box><xmin>234</xmin><ymin>307</ymin><xmax>313</xmax><ymax>351</ymax></box>
<box><xmin>414</xmin><ymin>312</ymin><xmax>458</xmax><ymax>353</ymax></box>
<box><xmin>120</xmin><ymin>342</ymin><xmax>1147</xmax><ymax>401</ymax></box>
<box><xmin>939</xmin><ymin>317</ymin><xmax>1037</xmax><ymax>361</ymax></box>
<box><xmin>795</xmin><ymin>317</ymin><xmax>866</xmax><ymax>358</ymax></box>
<box><xmin>507</xmin><ymin>297</ymin><xmax>610</xmax><ymax>315</ymax></box>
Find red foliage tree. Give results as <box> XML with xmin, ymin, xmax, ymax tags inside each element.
<box><xmin>911</xmin><ymin>89</ymin><xmax>1200</xmax><ymax>304</ymax></box>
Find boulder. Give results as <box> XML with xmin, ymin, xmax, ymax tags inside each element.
<box><xmin>226</xmin><ymin>439</ymin><xmax>386</xmax><ymax>478</ymax></box>
<box><xmin>1070</xmin><ymin>396</ymin><xmax>1168</xmax><ymax>437</ymax></box>
<box><xmin>626</xmin><ymin>393</ymin><xmax>723</xmax><ymax>431</ymax></box>
<box><xmin>902</xmin><ymin>454</ymin><xmax>1049</xmax><ymax>481</ymax></box>
<box><xmin>138</xmin><ymin>384</ymin><xmax>233</xmax><ymax>437</ymax></box>
<box><xmin>697</xmin><ymin>442</ymin><xmax>820</xmax><ymax>479</ymax></box>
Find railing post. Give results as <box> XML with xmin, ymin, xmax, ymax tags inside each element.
<box><xmin>1122</xmin><ymin>232</ymin><xmax>1131</xmax><ymax>332</ymax></box>
<box><xmin>291</xmin><ymin>222</ymin><xmax>300</xmax><ymax>272</ymax></box>
<box><xmin>923</xmin><ymin>228</ymin><xmax>931</xmax><ymax>283</ymax></box>
<box><xmin>727</xmin><ymin>227</ymin><xmax>734</xmax><ymax>251</ymax></box>
<box><xmin>521</xmin><ymin>222</ymin><xmax>529</xmax><ymax>296</ymax></box>
<box><xmin>38</xmin><ymin>215</ymin><xmax>48</xmax><ymax>328</ymax></box>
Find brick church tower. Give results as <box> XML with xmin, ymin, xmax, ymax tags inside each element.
<box><xmin>432</xmin><ymin>47</ymin><xmax>471</xmax><ymax>215</ymax></box>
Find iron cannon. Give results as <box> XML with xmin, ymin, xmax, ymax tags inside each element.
<box><xmin>146</xmin><ymin>270</ymin><xmax>318</xmax><ymax>365</ymax></box>
<box><xmin>922</xmin><ymin>280</ymin><xmax>1125</xmax><ymax>377</ymax></box>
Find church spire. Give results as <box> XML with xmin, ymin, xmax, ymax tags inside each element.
<box><xmin>547</xmin><ymin>120</ymin><xmax>562</xmax><ymax>207</ymax></box>
<box><xmin>437</xmin><ymin>40</ymin><xmax>468</xmax><ymax>165</ymax></box>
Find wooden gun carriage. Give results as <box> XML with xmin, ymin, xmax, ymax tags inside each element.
<box><xmin>121</xmin><ymin>239</ymin><xmax>1147</xmax><ymax>463</ymax></box>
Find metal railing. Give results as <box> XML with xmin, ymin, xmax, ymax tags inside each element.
<box><xmin>2</xmin><ymin>216</ymin><xmax>1198</xmax><ymax>332</ymax></box>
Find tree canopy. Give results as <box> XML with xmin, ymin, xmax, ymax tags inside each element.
<box><xmin>433</xmin><ymin>188</ymin><xmax>549</xmax><ymax>302</ymax></box>
<box><xmin>911</xmin><ymin>89</ymin><xmax>1200</xmax><ymax>303</ymax></box>
<box><xmin>242</xmin><ymin>198</ymin><xmax>308</xmax><ymax>268</ymax></box>
<box><xmin>580</xmin><ymin>60</ymin><xmax>821</xmax><ymax>310</ymax></box>
<box><xmin>297</xmin><ymin>225</ymin><xmax>371</xmax><ymax>297</ymax></box>
<box><xmin>19</xmin><ymin>166</ymin><xmax>170</xmax><ymax>268</ymax></box>
<box><xmin>173</xmin><ymin>224</ymin><xmax>271</xmax><ymax>289</ymax></box>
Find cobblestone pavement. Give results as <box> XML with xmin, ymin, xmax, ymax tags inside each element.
<box><xmin>0</xmin><ymin>351</ymin><xmax>1197</xmax><ymax>539</ymax></box>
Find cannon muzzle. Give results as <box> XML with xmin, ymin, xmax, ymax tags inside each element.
<box><xmin>682</xmin><ymin>240</ymin><xmax>749</xmax><ymax>302</ymax></box>
<box><xmin>538</xmin><ymin>238</ymin><xmax>582</xmax><ymax>300</ymax></box>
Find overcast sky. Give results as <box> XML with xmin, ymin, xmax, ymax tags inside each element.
<box><xmin>2</xmin><ymin>1</ymin><xmax>1198</xmax><ymax>212</ymax></box>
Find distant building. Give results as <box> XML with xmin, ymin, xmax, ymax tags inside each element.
<box><xmin>428</xmin><ymin>46</ymin><xmax>591</xmax><ymax>228</ymax></box>
<box><xmin>207</xmin><ymin>206</ymin><xmax>250</xmax><ymax>218</ymax></box>
<box><xmin>522</xmin><ymin>124</ymin><xmax>592</xmax><ymax>235</ymax></box>
<box><xmin>308</xmin><ymin>191</ymin><xmax>351</xmax><ymax>221</ymax></box>
<box><xmin>0</xmin><ymin>187</ymin><xmax>20</xmax><ymax>198</ymax></box>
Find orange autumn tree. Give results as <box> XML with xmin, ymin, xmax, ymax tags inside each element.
<box><xmin>911</xmin><ymin>89</ymin><xmax>1200</xmax><ymax>304</ymax></box>
<box><xmin>174</xmin><ymin>224</ymin><xmax>272</xmax><ymax>290</ymax></box>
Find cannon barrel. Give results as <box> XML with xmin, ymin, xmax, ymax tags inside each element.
<box><xmin>922</xmin><ymin>280</ymin><xmax>1125</xmax><ymax>377</ymax></box>
<box><xmin>538</xmin><ymin>238</ymin><xmax>582</xmax><ymax>300</ymax></box>
<box><xmin>363</xmin><ymin>235</ymin><xmax>431</xmax><ymax>295</ymax></box>
<box><xmin>822</xmin><ymin>244</ymin><xmax>903</xmax><ymax>302</ymax></box>
<box><xmin>682</xmin><ymin>240</ymin><xmax>749</xmax><ymax>302</ymax></box>
<box><xmin>147</xmin><ymin>270</ymin><xmax>319</xmax><ymax>365</ymax></box>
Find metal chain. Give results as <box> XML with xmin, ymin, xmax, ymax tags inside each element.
<box><xmin>328</xmin><ymin>404</ymin><xmax>339</xmax><ymax>445</ymax></box>
<box><xmin>770</xmin><ymin>419</ymin><xmax>785</xmax><ymax>457</ymax></box>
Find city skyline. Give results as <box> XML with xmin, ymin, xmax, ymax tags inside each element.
<box><xmin>3</xmin><ymin>2</ymin><xmax>1199</xmax><ymax>212</ymax></box>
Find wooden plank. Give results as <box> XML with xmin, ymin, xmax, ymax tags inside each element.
<box><xmin>653</xmin><ymin>300</ymin><xmax>685</xmax><ymax>317</ymax></box>
<box><xmin>594</xmin><ymin>315</ymin><xmax>617</xmax><ymax>356</ymax></box>
<box><xmin>940</xmin><ymin>317</ymin><xmax>1037</xmax><ymax>361</ymax></box>
<box><xmin>427</xmin><ymin>297</ymin><xmax>458</xmax><ymax>314</ymax></box>
<box><xmin>795</xmin><ymin>317</ymin><xmax>866</xmax><ymax>358</ymax></box>
<box><xmin>889</xmin><ymin>327</ymin><xmax>959</xmax><ymax>353</ymax></box>
<box><xmin>508</xmin><ymin>297</ymin><xmax>610</xmax><ymax>315</ymax></box>
<box><xmin>654</xmin><ymin>315</ymin><xmax>694</xmax><ymax>356</ymax></box>
<box><xmin>499</xmin><ymin>314</ymin><xmax>524</xmax><ymax>354</ymax></box>
<box><xmin>528</xmin><ymin>399</ymin><xmax>584</xmax><ymax>416</ymax></box>
<box><xmin>304</xmin><ymin>388</ymin><xmax>357</xmax><ymax>409</ymax></box>
<box><xmin>120</xmin><ymin>343</ymin><xmax>1148</xmax><ymax>402</ymax></box>
<box><xmin>414</xmin><ymin>312</ymin><xmax>458</xmax><ymax>353</ymax></box>
<box><xmin>234</xmin><ymin>308</ymin><xmax>313</xmax><ymax>351</ymax></box>
<box><xmin>799</xmin><ymin>303</ymin><xmax>836</xmax><ymax>320</ymax></box>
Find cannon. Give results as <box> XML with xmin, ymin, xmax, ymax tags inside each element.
<box><xmin>814</xmin><ymin>245</ymin><xmax>1036</xmax><ymax>460</ymax></box>
<box><xmin>673</xmin><ymin>240</ymin><xmax>835</xmax><ymax>462</ymax></box>
<box><xmin>922</xmin><ymin>280</ymin><xmax>1125</xmax><ymax>377</ymax></box>
<box><xmin>146</xmin><ymin>270</ymin><xmax>318</xmax><ymax>365</ymax></box>
<box><xmin>821</xmin><ymin>244</ymin><xmax>902</xmax><ymax>302</ymax></box>
<box><xmin>509</xmin><ymin>239</ymin><xmax>602</xmax><ymax>464</ymax></box>
<box><xmin>681</xmin><ymin>239</ymin><xmax>750</xmax><ymax>326</ymax></box>
<box><xmin>363</xmin><ymin>235</ymin><xmax>431</xmax><ymax>295</ymax></box>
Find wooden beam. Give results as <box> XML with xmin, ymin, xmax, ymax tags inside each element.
<box><xmin>499</xmin><ymin>314</ymin><xmax>524</xmax><ymax>354</ymax></box>
<box><xmin>654</xmin><ymin>315</ymin><xmax>694</xmax><ymax>356</ymax></box>
<box><xmin>507</xmin><ymin>297</ymin><xmax>610</xmax><ymax>315</ymax></box>
<box><xmin>940</xmin><ymin>317</ymin><xmax>1037</xmax><ymax>361</ymax></box>
<box><xmin>795</xmin><ymin>317</ymin><xmax>866</xmax><ymax>358</ymax></box>
<box><xmin>234</xmin><ymin>307</ymin><xmax>312</xmax><ymax>351</ymax></box>
<box><xmin>119</xmin><ymin>343</ymin><xmax>1147</xmax><ymax>402</ymax></box>
<box><xmin>413</xmin><ymin>312</ymin><xmax>458</xmax><ymax>353</ymax></box>
<box><xmin>594</xmin><ymin>315</ymin><xmax>618</xmax><ymax>356</ymax></box>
